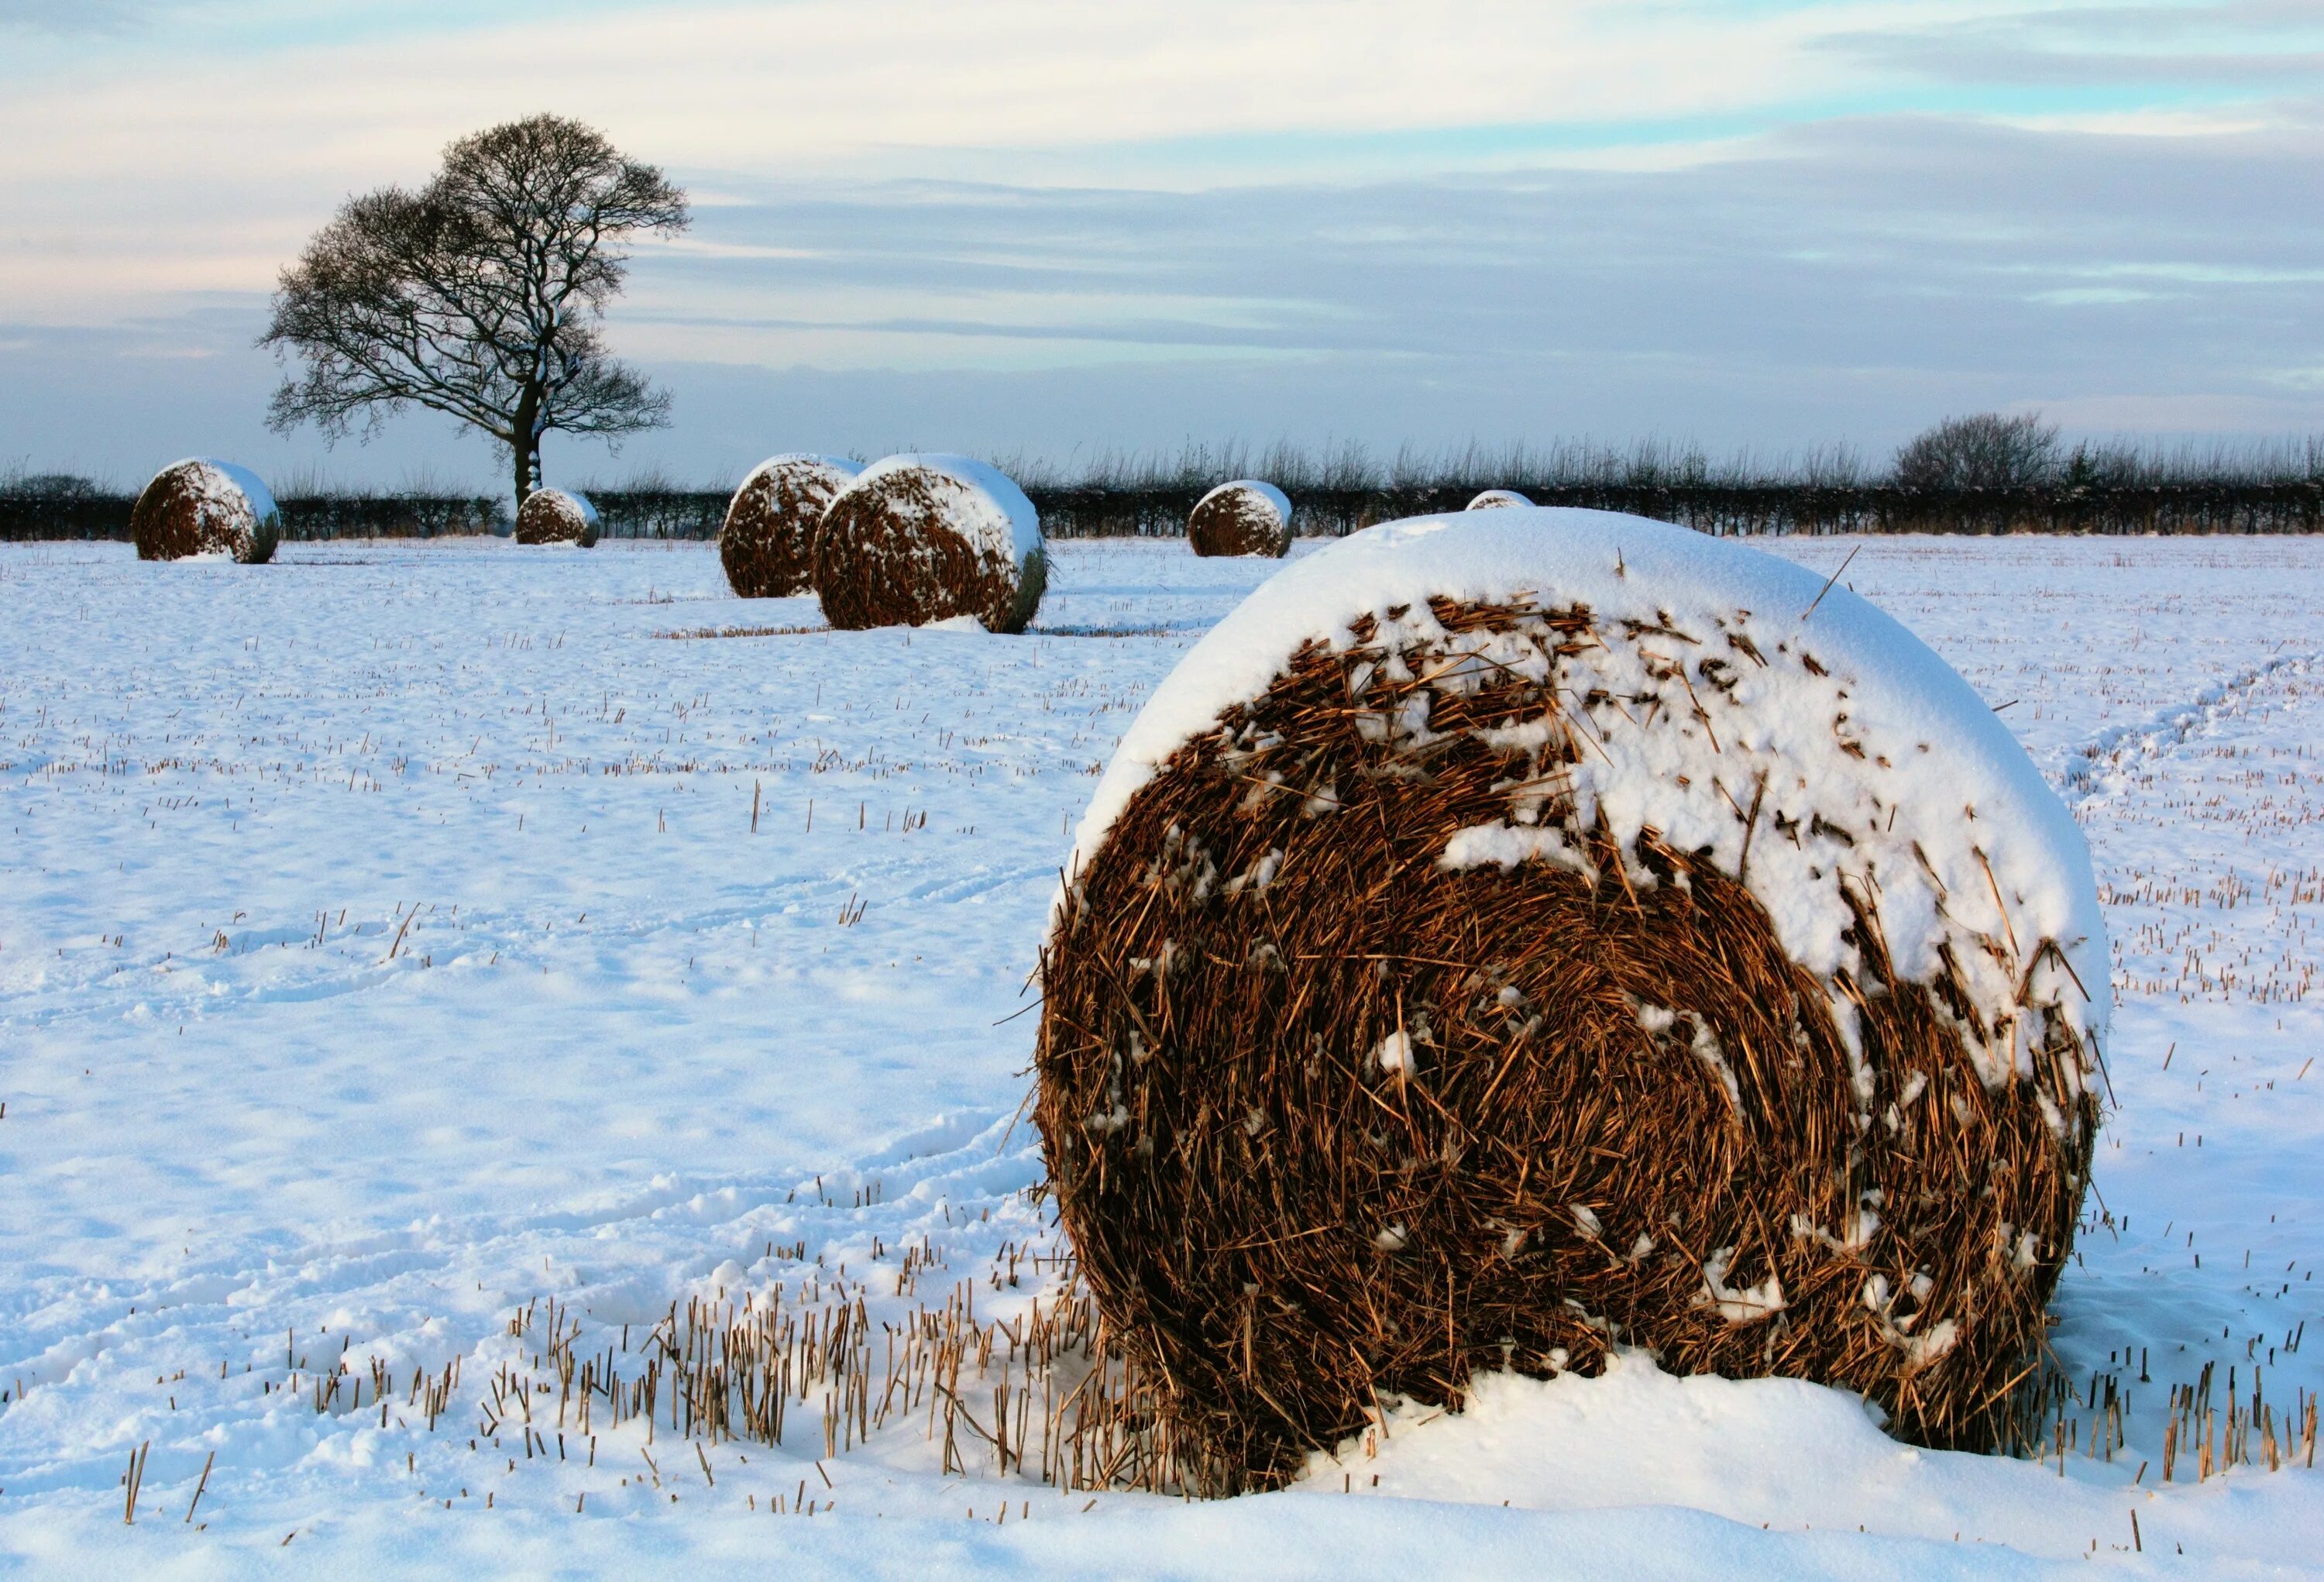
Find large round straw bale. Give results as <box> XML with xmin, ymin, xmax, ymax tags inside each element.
<box><xmin>1466</xmin><ymin>488</ymin><xmax>1532</xmax><ymax>511</ymax></box>
<box><xmin>1037</xmin><ymin>509</ymin><xmax>2104</xmax><ymax>1493</ymax></box>
<box><xmin>813</xmin><ymin>454</ymin><xmax>1045</xmax><ymax>633</ymax></box>
<box><xmin>720</xmin><ymin>453</ymin><xmax>863</xmax><ymax>597</ymax></box>
<box><xmin>514</xmin><ymin>487</ymin><xmax>600</xmax><ymax>547</ymax></box>
<box><xmin>130</xmin><ymin>459</ymin><xmax>281</xmax><ymax>563</ymax></box>
<box><xmin>1188</xmin><ymin>480</ymin><xmax>1293</xmax><ymax>558</ymax></box>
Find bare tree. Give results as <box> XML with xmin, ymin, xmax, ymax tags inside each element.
<box><xmin>1893</xmin><ymin>411</ymin><xmax>2059</xmax><ymax>491</ymax></box>
<box><xmin>261</xmin><ymin>115</ymin><xmax>689</xmax><ymax>512</ymax></box>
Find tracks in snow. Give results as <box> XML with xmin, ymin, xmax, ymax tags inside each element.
<box><xmin>2059</xmin><ymin>648</ymin><xmax>2322</xmax><ymax>814</ymax></box>
<box><xmin>0</xmin><ymin>1113</ymin><xmax>1040</xmax><ymax>1498</ymax></box>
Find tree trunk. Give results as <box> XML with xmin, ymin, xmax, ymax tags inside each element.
<box><xmin>511</xmin><ymin>384</ymin><xmax>543</xmax><ymax>515</ymax></box>
<box><xmin>512</xmin><ymin>438</ymin><xmax>538</xmax><ymax>516</ymax></box>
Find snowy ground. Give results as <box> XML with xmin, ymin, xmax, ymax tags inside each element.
<box><xmin>1</xmin><ymin>532</ymin><xmax>2319</xmax><ymax>1577</ymax></box>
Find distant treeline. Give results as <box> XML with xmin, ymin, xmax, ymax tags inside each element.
<box><xmin>7</xmin><ymin>480</ymin><xmax>2315</xmax><ymax>542</ymax></box>
<box><xmin>7</xmin><ymin>429</ymin><xmax>2323</xmax><ymax>541</ymax></box>
<box><xmin>1010</xmin><ymin>430</ymin><xmax>2324</xmax><ymax>536</ymax></box>
<box><xmin>0</xmin><ymin>479</ymin><xmax>504</xmax><ymax>543</ymax></box>
<box><xmin>1026</xmin><ymin>477</ymin><xmax>2324</xmax><ymax>538</ymax></box>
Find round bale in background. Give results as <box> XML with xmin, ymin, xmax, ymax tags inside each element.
<box><xmin>1187</xmin><ymin>480</ymin><xmax>1293</xmax><ymax>558</ymax></box>
<box><xmin>131</xmin><ymin>459</ymin><xmax>281</xmax><ymax>563</ymax></box>
<box><xmin>813</xmin><ymin>454</ymin><xmax>1045</xmax><ymax>633</ymax></box>
<box><xmin>1037</xmin><ymin>508</ymin><xmax>2103</xmax><ymax>1492</ymax></box>
<box><xmin>514</xmin><ymin>487</ymin><xmax>600</xmax><ymax>547</ymax></box>
<box><xmin>720</xmin><ymin>453</ymin><xmax>863</xmax><ymax>597</ymax></box>
<box><xmin>1466</xmin><ymin>487</ymin><xmax>1532</xmax><ymax>511</ymax></box>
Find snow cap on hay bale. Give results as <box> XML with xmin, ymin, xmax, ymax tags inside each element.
<box><xmin>514</xmin><ymin>487</ymin><xmax>600</xmax><ymax>547</ymax></box>
<box><xmin>1188</xmin><ymin>479</ymin><xmax>1293</xmax><ymax>558</ymax></box>
<box><xmin>813</xmin><ymin>453</ymin><xmax>1045</xmax><ymax>633</ymax></box>
<box><xmin>720</xmin><ymin>453</ymin><xmax>863</xmax><ymax>597</ymax></box>
<box><xmin>1466</xmin><ymin>487</ymin><xmax>1532</xmax><ymax>511</ymax></box>
<box><xmin>1037</xmin><ymin>507</ymin><xmax>2105</xmax><ymax>1493</ymax></box>
<box><xmin>131</xmin><ymin>459</ymin><xmax>280</xmax><ymax>563</ymax></box>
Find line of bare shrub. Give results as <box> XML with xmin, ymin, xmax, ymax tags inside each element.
<box><xmin>29</xmin><ymin>480</ymin><xmax>2318</xmax><ymax>545</ymax></box>
<box><xmin>1037</xmin><ymin>480</ymin><xmax>2324</xmax><ymax>538</ymax></box>
<box><xmin>12</xmin><ymin>428</ymin><xmax>2324</xmax><ymax>542</ymax></box>
<box><xmin>0</xmin><ymin>488</ymin><xmax>501</xmax><ymax>542</ymax></box>
<box><xmin>1014</xmin><ymin>429</ymin><xmax>2324</xmax><ymax>537</ymax></box>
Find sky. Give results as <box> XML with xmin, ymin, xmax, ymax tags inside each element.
<box><xmin>1</xmin><ymin>0</ymin><xmax>2320</xmax><ymax>490</ymax></box>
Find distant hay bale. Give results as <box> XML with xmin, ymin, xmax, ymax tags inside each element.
<box><xmin>720</xmin><ymin>453</ymin><xmax>863</xmax><ymax>597</ymax></box>
<box><xmin>514</xmin><ymin>488</ymin><xmax>601</xmax><ymax>547</ymax></box>
<box><xmin>1037</xmin><ymin>508</ymin><xmax>2104</xmax><ymax>1494</ymax></box>
<box><xmin>1187</xmin><ymin>480</ymin><xmax>1293</xmax><ymax>558</ymax></box>
<box><xmin>1466</xmin><ymin>488</ymin><xmax>1532</xmax><ymax>511</ymax></box>
<box><xmin>131</xmin><ymin>459</ymin><xmax>281</xmax><ymax>563</ymax></box>
<box><xmin>813</xmin><ymin>455</ymin><xmax>1045</xmax><ymax>633</ymax></box>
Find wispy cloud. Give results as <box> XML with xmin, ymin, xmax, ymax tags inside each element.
<box><xmin>0</xmin><ymin>0</ymin><xmax>153</xmax><ymax>32</ymax></box>
<box><xmin>1824</xmin><ymin>0</ymin><xmax>2324</xmax><ymax>89</ymax></box>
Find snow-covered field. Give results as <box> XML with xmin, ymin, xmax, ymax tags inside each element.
<box><xmin>1</xmin><ymin>532</ymin><xmax>2319</xmax><ymax>1577</ymax></box>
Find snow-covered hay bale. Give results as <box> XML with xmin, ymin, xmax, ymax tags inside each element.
<box><xmin>1037</xmin><ymin>509</ymin><xmax>2103</xmax><ymax>1493</ymax></box>
<box><xmin>130</xmin><ymin>459</ymin><xmax>280</xmax><ymax>563</ymax></box>
<box><xmin>1187</xmin><ymin>480</ymin><xmax>1293</xmax><ymax>558</ymax></box>
<box><xmin>720</xmin><ymin>453</ymin><xmax>862</xmax><ymax>597</ymax></box>
<box><xmin>813</xmin><ymin>455</ymin><xmax>1045</xmax><ymax>633</ymax></box>
<box><xmin>514</xmin><ymin>488</ymin><xmax>600</xmax><ymax>547</ymax></box>
<box><xmin>1466</xmin><ymin>487</ymin><xmax>1532</xmax><ymax>511</ymax></box>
